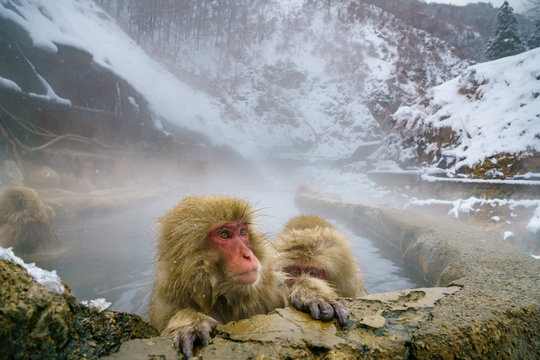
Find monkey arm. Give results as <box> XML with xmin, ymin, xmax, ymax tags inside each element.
<box><xmin>288</xmin><ymin>274</ymin><xmax>350</xmax><ymax>327</ymax></box>
<box><xmin>161</xmin><ymin>308</ymin><xmax>219</xmax><ymax>358</ymax></box>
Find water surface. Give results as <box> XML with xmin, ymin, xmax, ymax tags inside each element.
<box><xmin>38</xmin><ymin>188</ymin><xmax>426</xmax><ymax>316</ymax></box>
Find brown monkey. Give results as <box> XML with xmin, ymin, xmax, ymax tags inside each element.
<box><xmin>275</xmin><ymin>214</ymin><xmax>366</xmax><ymax>299</ymax></box>
<box><xmin>148</xmin><ymin>195</ymin><xmax>350</xmax><ymax>357</ymax></box>
<box><xmin>0</xmin><ymin>186</ymin><xmax>58</xmax><ymax>254</ymax></box>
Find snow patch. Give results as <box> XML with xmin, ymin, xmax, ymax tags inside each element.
<box><xmin>0</xmin><ymin>76</ymin><xmax>22</xmax><ymax>92</ymax></box>
<box><xmin>407</xmin><ymin>197</ymin><xmax>540</xmax><ymax>223</ymax></box>
<box><xmin>0</xmin><ymin>247</ymin><xmax>65</xmax><ymax>293</ymax></box>
<box><xmin>80</xmin><ymin>298</ymin><xmax>112</xmax><ymax>312</ymax></box>
<box><xmin>527</xmin><ymin>206</ymin><xmax>540</xmax><ymax>233</ymax></box>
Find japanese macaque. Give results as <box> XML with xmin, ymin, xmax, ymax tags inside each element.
<box><xmin>148</xmin><ymin>195</ymin><xmax>350</xmax><ymax>357</ymax></box>
<box><xmin>275</xmin><ymin>214</ymin><xmax>366</xmax><ymax>299</ymax></box>
<box><xmin>0</xmin><ymin>186</ymin><xmax>58</xmax><ymax>254</ymax></box>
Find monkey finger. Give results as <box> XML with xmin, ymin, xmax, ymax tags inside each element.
<box><xmin>308</xmin><ymin>300</ymin><xmax>320</xmax><ymax>320</ymax></box>
<box><xmin>332</xmin><ymin>301</ymin><xmax>350</xmax><ymax>327</ymax></box>
<box><xmin>291</xmin><ymin>297</ymin><xmax>303</xmax><ymax>312</ymax></box>
<box><xmin>181</xmin><ymin>333</ymin><xmax>196</xmax><ymax>358</ymax></box>
<box><xmin>319</xmin><ymin>303</ymin><xmax>334</xmax><ymax>322</ymax></box>
<box><xmin>198</xmin><ymin>330</ymin><xmax>212</xmax><ymax>346</ymax></box>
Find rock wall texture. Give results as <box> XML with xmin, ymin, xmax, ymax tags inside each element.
<box><xmin>0</xmin><ymin>260</ymin><xmax>158</xmax><ymax>359</ymax></box>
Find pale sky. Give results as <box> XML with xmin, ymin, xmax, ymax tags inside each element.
<box><xmin>423</xmin><ymin>0</ymin><xmax>529</xmax><ymax>13</ymax></box>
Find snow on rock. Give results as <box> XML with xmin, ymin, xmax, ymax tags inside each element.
<box><xmin>407</xmin><ymin>197</ymin><xmax>540</xmax><ymax>225</ymax></box>
<box><xmin>0</xmin><ymin>247</ymin><xmax>64</xmax><ymax>293</ymax></box>
<box><xmin>527</xmin><ymin>206</ymin><xmax>540</xmax><ymax>233</ymax></box>
<box><xmin>80</xmin><ymin>298</ymin><xmax>112</xmax><ymax>312</ymax></box>
<box><xmin>0</xmin><ymin>76</ymin><xmax>22</xmax><ymax>92</ymax></box>
<box><xmin>447</xmin><ymin>198</ymin><xmax>477</xmax><ymax>218</ymax></box>
<box><xmin>376</xmin><ymin>47</ymin><xmax>540</xmax><ymax>176</ymax></box>
<box><xmin>503</xmin><ymin>231</ymin><xmax>514</xmax><ymax>240</ymax></box>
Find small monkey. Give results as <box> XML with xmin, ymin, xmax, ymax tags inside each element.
<box><xmin>148</xmin><ymin>195</ymin><xmax>350</xmax><ymax>357</ymax></box>
<box><xmin>275</xmin><ymin>214</ymin><xmax>366</xmax><ymax>299</ymax></box>
<box><xmin>0</xmin><ymin>186</ymin><xmax>58</xmax><ymax>254</ymax></box>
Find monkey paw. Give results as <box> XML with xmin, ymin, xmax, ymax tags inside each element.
<box><xmin>161</xmin><ymin>309</ymin><xmax>219</xmax><ymax>358</ymax></box>
<box><xmin>289</xmin><ymin>275</ymin><xmax>350</xmax><ymax>326</ymax></box>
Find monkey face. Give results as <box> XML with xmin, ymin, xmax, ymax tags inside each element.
<box><xmin>207</xmin><ymin>221</ymin><xmax>260</xmax><ymax>284</ymax></box>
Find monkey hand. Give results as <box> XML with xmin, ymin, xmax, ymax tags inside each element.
<box><xmin>288</xmin><ymin>274</ymin><xmax>350</xmax><ymax>327</ymax></box>
<box><xmin>161</xmin><ymin>308</ymin><xmax>219</xmax><ymax>358</ymax></box>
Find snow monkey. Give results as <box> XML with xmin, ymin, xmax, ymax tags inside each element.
<box><xmin>275</xmin><ymin>214</ymin><xmax>366</xmax><ymax>300</ymax></box>
<box><xmin>148</xmin><ymin>195</ymin><xmax>350</xmax><ymax>357</ymax></box>
<box><xmin>0</xmin><ymin>186</ymin><xmax>58</xmax><ymax>254</ymax></box>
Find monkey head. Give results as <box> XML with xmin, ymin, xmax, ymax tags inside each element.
<box><xmin>276</xmin><ymin>214</ymin><xmax>365</xmax><ymax>298</ymax></box>
<box><xmin>0</xmin><ymin>186</ymin><xmax>58</xmax><ymax>254</ymax></box>
<box><xmin>276</xmin><ymin>227</ymin><xmax>330</xmax><ymax>284</ymax></box>
<box><xmin>155</xmin><ymin>195</ymin><xmax>270</xmax><ymax>300</ymax></box>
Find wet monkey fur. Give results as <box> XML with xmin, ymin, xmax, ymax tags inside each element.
<box><xmin>0</xmin><ymin>186</ymin><xmax>58</xmax><ymax>254</ymax></box>
<box><xmin>148</xmin><ymin>195</ymin><xmax>353</xmax><ymax>357</ymax></box>
<box><xmin>148</xmin><ymin>195</ymin><xmax>287</xmax><ymax>357</ymax></box>
<box><xmin>275</xmin><ymin>214</ymin><xmax>366</xmax><ymax>298</ymax></box>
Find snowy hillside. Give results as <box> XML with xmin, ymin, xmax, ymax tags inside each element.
<box><xmin>376</xmin><ymin>47</ymin><xmax>540</xmax><ymax>178</ymax></box>
<box><xmin>0</xmin><ymin>0</ymin><xmax>222</xmax><ymax>139</ymax></box>
<box><xmin>165</xmin><ymin>1</ymin><xmax>468</xmax><ymax>159</ymax></box>
<box><xmin>0</xmin><ymin>0</ymin><xmax>467</xmax><ymax>160</ymax></box>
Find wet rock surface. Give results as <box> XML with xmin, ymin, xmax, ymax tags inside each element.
<box><xmin>106</xmin><ymin>287</ymin><xmax>459</xmax><ymax>360</ymax></box>
<box><xmin>295</xmin><ymin>194</ymin><xmax>540</xmax><ymax>359</ymax></box>
<box><xmin>0</xmin><ymin>259</ymin><xmax>158</xmax><ymax>359</ymax></box>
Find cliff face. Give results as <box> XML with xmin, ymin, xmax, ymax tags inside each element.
<box><xmin>0</xmin><ymin>14</ymin><xmax>171</xmax><ymax>152</ymax></box>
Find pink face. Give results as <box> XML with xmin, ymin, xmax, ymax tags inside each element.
<box><xmin>207</xmin><ymin>221</ymin><xmax>260</xmax><ymax>284</ymax></box>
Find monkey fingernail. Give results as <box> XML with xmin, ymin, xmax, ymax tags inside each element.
<box><xmin>337</xmin><ymin>312</ymin><xmax>349</xmax><ymax>326</ymax></box>
<box><xmin>320</xmin><ymin>304</ymin><xmax>334</xmax><ymax>321</ymax></box>
<box><xmin>333</xmin><ymin>303</ymin><xmax>350</xmax><ymax>326</ymax></box>
<box><xmin>182</xmin><ymin>335</ymin><xmax>195</xmax><ymax>358</ymax></box>
<box><xmin>308</xmin><ymin>301</ymin><xmax>320</xmax><ymax>319</ymax></box>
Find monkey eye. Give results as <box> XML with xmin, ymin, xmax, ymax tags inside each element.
<box><xmin>218</xmin><ymin>231</ymin><xmax>231</xmax><ymax>239</ymax></box>
<box><xmin>239</xmin><ymin>228</ymin><xmax>247</xmax><ymax>237</ymax></box>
